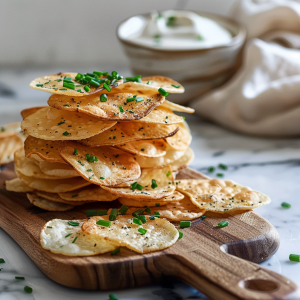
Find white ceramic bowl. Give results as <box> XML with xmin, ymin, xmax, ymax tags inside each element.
<box><xmin>117</xmin><ymin>11</ymin><xmax>246</xmax><ymax>104</ymax></box>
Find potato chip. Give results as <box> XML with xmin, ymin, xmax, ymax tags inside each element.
<box><xmin>115</xmin><ymin>139</ymin><xmax>167</xmax><ymax>157</ymax></box>
<box><xmin>16</xmin><ymin>169</ymin><xmax>90</xmax><ymax>193</ymax></box>
<box><xmin>15</xmin><ymin>148</ymin><xmax>72</xmax><ymax>180</ymax></box>
<box><xmin>118</xmin><ymin>191</ymin><xmax>184</xmax><ymax>207</ymax></box>
<box><xmin>0</xmin><ymin>135</ymin><xmax>23</xmax><ymax>165</ymax></box>
<box><xmin>59</xmin><ymin>185</ymin><xmax>118</xmax><ymax>202</ymax></box>
<box><xmin>41</xmin><ymin>219</ymin><xmax>118</xmax><ymax>256</ymax></box>
<box><xmin>124</xmin><ymin>195</ymin><xmax>205</xmax><ymax>221</ymax></box>
<box><xmin>48</xmin><ymin>92</ymin><xmax>164</xmax><ymax>121</ymax></box>
<box><xmin>35</xmin><ymin>191</ymin><xmax>93</xmax><ymax>206</ymax></box>
<box><xmin>38</xmin><ymin>161</ymin><xmax>78</xmax><ymax>178</ymax></box>
<box><xmin>170</xmin><ymin>147</ymin><xmax>194</xmax><ymax>171</ymax></box>
<box><xmin>102</xmin><ymin>166</ymin><xmax>175</xmax><ymax>200</ymax></box>
<box><xmin>21</xmin><ymin>107</ymin><xmax>116</xmax><ymax>140</ymax></box>
<box><xmin>112</xmin><ymin>76</ymin><xmax>184</xmax><ymax>94</ymax></box>
<box><xmin>82</xmin><ymin>215</ymin><xmax>179</xmax><ymax>254</ymax></box>
<box><xmin>27</xmin><ymin>193</ymin><xmax>74</xmax><ymax>211</ymax></box>
<box><xmin>24</xmin><ymin>136</ymin><xmax>66</xmax><ymax>164</ymax></box>
<box><xmin>30</xmin><ymin>72</ymin><xmax>123</xmax><ymax>96</ymax></box>
<box><xmin>160</xmin><ymin>100</ymin><xmax>195</xmax><ymax>113</ymax></box>
<box><xmin>137</xmin><ymin>107</ymin><xmax>184</xmax><ymax>124</ymax></box>
<box><xmin>59</xmin><ymin>141</ymin><xmax>140</xmax><ymax>186</ymax></box>
<box><xmin>80</xmin><ymin>122</ymin><xmax>179</xmax><ymax>147</ymax></box>
<box><xmin>176</xmin><ymin>179</ymin><xmax>271</xmax><ymax>213</ymax></box>
<box><xmin>0</xmin><ymin>122</ymin><xmax>21</xmax><ymax>139</ymax></box>
<box><xmin>134</xmin><ymin>145</ymin><xmax>185</xmax><ymax>169</ymax></box>
<box><xmin>21</xmin><ymin>106</ymin><xmax>46</xmax><ymax>119</ymax></box>
<box><xmin>165</xmin><ymin>123</ymin><xmax>192</xmax><ymax>151</ymax></box>
<box><xmin>5</xmin><ymin>178</ymin><xmax>34</xmax><ymax>193</ymax></box>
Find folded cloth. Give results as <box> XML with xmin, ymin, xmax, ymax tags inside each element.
<box><xmin>191</xmin><ymin>0</ymin><xmax>300</xmax><ymax>137</ymax></box>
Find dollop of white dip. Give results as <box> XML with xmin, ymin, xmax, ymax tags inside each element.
<box><xmin>118</xmin><ymin>10</ymin><xmax>232</xmax><ymax>50</ymax></box>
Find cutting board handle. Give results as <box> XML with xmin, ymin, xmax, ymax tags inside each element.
<box><xmin>155</xmin><ymin>246</ymin><xmax>299</xmax><ymax>300</ymax></box>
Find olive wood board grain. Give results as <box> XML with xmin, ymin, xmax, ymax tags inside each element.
<box><xmin>0</xmin><ymin>163</ymin><xmax>298</xmax><ymax>300</ymax></box>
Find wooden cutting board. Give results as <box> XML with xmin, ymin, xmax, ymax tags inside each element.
<box><xmin>0</xmin><ymin>163</ymin><xmax>298</xmax><ymax>300</ymax></box>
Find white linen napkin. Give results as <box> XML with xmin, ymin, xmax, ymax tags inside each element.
<box><xmin>191</xmin><ymin>0</ymin><xmax>300</xmax><ymax>137</ymax></box>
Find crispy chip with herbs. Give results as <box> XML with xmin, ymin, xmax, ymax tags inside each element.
<box><xmin>21</xmin><ymin>106</ymin><xmax>46</xmax><ymax>119</ymax></box>
<box><xmin>41</xmin><ymin>219</ymin><xmax>118</xmax><ymax>256</ymax></box>
<box><xmin>176</xmin><ymin>179</ymin><xmax>271</xmax><ymax>213</ymax></box>
<box><xmin>102</xmin><ymin>166</ymin><xmax>175</xmax><ymax>200</ymax></box>
<box><xmin>137</xmin><ymin>107</ymin><xmax>184</xmax><ymax>124</ymax></box>
<box><xmin>5</xmin><ymin>178</ymin><xmax>34</xmax><ymax>193</ymax></box>
<box><xmin>59</xmin><ymin>141</ymin><xmax>140</xmax><ymax>186</ymax></box>
<box><xmin>30</xmin><ymin>72</ymin><xmax>123</xmax><ymax>96</ymax></box>
<box><xmin>27</xmin><ymin>193</ymin><xmax>74</xmax><ymax>211</ymax></box>
<box><xmin>59</xmin><ymin>185</ymin><xmax>118</xmax><ymax>202</ymax></box>
<box><xmin>80</xmin><ymin>122</ymin><xmax>179</xmax><ymax>147</ymax></box>
<box><xmin>21</xmin><ymin>107</ymin><xmax>116</xmax><ymax>141</ymax></box>
<box><xmin>0</xmin><ymin>135</ymin><xmax>23</xmax><ymax>165</ymax></box>
<box><xmin>160</xmin><ymin>100</ymin><xmax>195</xmax><ymax>113</ymax></box>
<box><xmin>0</xmin><ymin>122</ymin><xmax>21</xmax><ymax>139</ymax></box>
<box><xmin>165</xmin><ymin>123</ymin><xmax>192</xmax><ymax>151</ymax></box>
<box><xmin>48</xmin><ymin>92</ymin><xmax>164</xmax><ymax>121</ymax></box>
<box><xmin>82</xmin><ymin>215</ymin><xmax>179</xmax><ymax>254</ymax></box>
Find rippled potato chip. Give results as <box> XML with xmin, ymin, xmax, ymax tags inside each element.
<box><xmin>0</xmin><ymin>135</ymin><xmax>23</xmax><ymax>165</ymax></box>
<box><xmin>5</xmin><ymin>178</ymin><xmax>34</xmax><ymax>193</ymax></box>
<box><xmin>38</xmin><ymin>161</ymin><xmax>78</xmax><ymax>178</ymax></box>
<box><xmin>21</xmin><ymin>106</ymin><xmax>46</xmax><ymax>119</ymax></box>
<box><xmin>82</xmin><ymin>215</ymin><xmax>179</xmax><ymax>254</ymax></box>
<box><xmin>35</xmin><ymin>191</ymin><xmax>93</xmax><ymax>206</ymax></box>
<box><xmin>41</xmin><ymin>219</ymin><xmax>118</xmax><ymax>256</ymax></box>
<box><xmin>21</xmin><ymin>107</ymin><xmax>116</xmax><ymax>141</ymax></box>
<box><xmin>170</xmin><ymin>147</ymin><xmax>194</xmax><ymax>171</ymax></box>
<box><xmin>102</xmin><ymin>166</ymin><xmax>175</xmax><ymax>200</ymax></box>
<box><xmin>0</xmin><ymin>122</ymin><xmax>21</xmax><ymax>139</ymax></box>
<box><xmin>115</xmin><ymin>139</ymin><xmax>167</xmax><ymax>157</ymax></box>
<box><xmin>176</xmin><ymin>179</ymin><xmax>271</xmax><ymax>213</ymax></box>
<box><xmin>80</xmin><ymin>122</ymin><xmax>179</xmax><ymax>147</ymax></box>
<box><xmin>25</xmin><ymin>136</ymin><xmax>66</xmax><ymax>164</ymax></box>
<box><xmin>30</xmin><ymin>72</ymin><xmax>123</xmax><ymax>96</ymax></box>
<box><xmin>112</xmin><ymin>76</ymin><xmax>184</xmax><ymax>94</ymax></box>
<box><xmin>48</xmin><ymin>92</ymin><xmax>164</xmax><ymax>121</ymax></box>
<box><xmin>124</xmin><ymin>195</ymin><xmax>205</xmax><ymax>221</ymax></box>
<box><xmin>165</xmin><ymin>123</ymin><xmax>192</xmax><ymax>151</ymax></box>
<box><xmin>137</xmin><ymin>107</ymin><xmax>184</xmax><ymax>124</ymax></box>
<box><xmin>59</xmin><ymin>185</ymin><xmax>118</xmax><ymax>202</ymax></box>
<box><xmin>59</xmin><ymin>141</ymin><xmax>140</xmax><ymax>186</ymax></box>
<box><xmin>16</xmin><ymin>169</ymin><xmax>90</xmax><ymax>193</ymax></box>
<box><xmin>160</xmin><ymin>100</ymin><xmax>195</xmax><ymax>113</ymax></box>
<box><xmin>27</xmin><ymin>193</ymin><xmax>74</xmax><ymax>211</ymax></box>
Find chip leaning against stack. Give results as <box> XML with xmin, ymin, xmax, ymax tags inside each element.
<box><xmin>3</xmin><ymin>71</ymin><xmax>271</xmax><ymax>255</ymax></box>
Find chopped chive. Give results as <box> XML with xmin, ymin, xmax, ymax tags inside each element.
<box><xmin>182</xmin><ymin>116</ymin><xmax>186</xmax><ymax>120</ymax></box>
<box><xmin>71</xmin><ymin>194</ymin><xmax>78</xmax><ymax>198</ymax></box>
<box><xmin>56</xmin><ymin>79</ymin><xmax>62</xmax><ymax>82</ymax></box>
<box><xmin>149</xmin><ymin>216</ymin><xmax>155</xmax><ymax>220</ymax></box>
<box><xmin>136</xmin><ymin>97</ymin><xmax>144</xmax><ymax>102</ymax></box>
<box><xmin>151</xmin><ymin>179</ymin><xmax>158</xmax><ymax>189</ymax></box>
<box><xmin>1</xmin><ymin>127</ymin><xmax>5</xmax><ymax>132</ymax></box>
<box><xmin>177</xmin><ymin>229</ymin><xmax>183</xmax><ymax>239</ymax></box>
<box><xmin>218</xmin><ymin>163</ymin><xmax>227</xmax><ymax>170</ymax></box>
<box><xmin>59</xmin><ymin>88</ymin><xmax>67</xmax><ymax>91</ymax></box>
<box><xmin>100</xmin><ymin>177</ymin><xmax>105</xmax><ymax>180</ymax></box>
<box><xmin>72</xmin><ymin>236</ymin><xmax>78</xmax><ymax>243</ymax></box>
<box><xmin>87</xmin><ymin>169</ymin><xmax>92</xmax><ymax>172</ymax></box>
<box><xmin>155</xmin><ymin>203</ymin><xmax>160</xmax><ymax>207</ymax></box>
<box><xmin>281</xmin><ymin>202</ymin><xmax>291</xmax><ymax>208</ymax></box>
<box><xmin>63</xmin><ymin>82</ymin><xmax>75</xmax><ymax>90</ymax></box>
<box><xmin>131</xmin><ymin>182</ymin><xmax>144</xmax><ymax>191</ymax></box>
<box><xmin>73</xmin><ymin>148</ymin><xmax>78</xmax><ymax>155</ymax></box>
<box><xmin>138</xmin><ymin>228</ymin><xmax>147</xmax><ymax>235</ymax></box>
<box><xmin>126</xmin><ymin>97</ymin><xmax>135</xmax><ymax>102</ymax></box>
<box><xmin>216</xmin><ymin>173</ymin><xmax>224</xmax><ymax>177</ymax></box>
<box><xmin>111</xmin><ymin>247</ymin><xmax>121</xmax><ymax>256</ymax></box>
<box><xmin>208</xmin><ymin>166</ymin><xmax>215</xmax><ymax>173</ymax></box>
<box><xmin>109</xmin><ymin>208</ymin><xmax>118</xmax><ymax>221</ymax></box>
<box><xmin>77</xmin><ymin>89</ymin><xmax>82</xmax><ymax>92</ymax></box>
<box><xmin>289</xmin><ymin>254</ymin><xmax>300</xmax><ymax>262</ymax></box>
<box><xmin>147</xmin><ymin>81</ymin><xmax>152</xmax><ymax>85</ymax></box>
<box><xmin>141</xmin><ymin>148</ymin><xmax>145</xmax><ymax>151</ymax></box>
<box><xmin>133</xmin><ymin>218</ymin><xmax>142</xmax><ymax>225</ymax></box>
<box><xmin>132</xmin><ymin>209</ymin><xmax>144</xmax><ymax>217</ymax></box>
<box><xmin>158</xmin><ymin>88</ymin><xmax>169</xmax><ymax>97</ymax></box>
<box><xmin>0</xmin><ymin>258</ymin><xmax>5</xmax><ymax>263</ymax></box>
<box><xmin>166</xmin><ymin>171</ymin><xmax>171</xmax><ymax>177</ymax></box>
<box><xmin>125</xmin><ymin>75</ymin><xmax>142</xmax><ymax>83</ymax></box>
<box><xmin>84</xmin><ymin>85</ymin><xmax>90</xmax><ymax>92</ymax></box>
<box><xmin>90</xmin><ymin>79</ymin><xmax>100</xmax><ymax>87</ymax></box>
<box><xmin>137</xmin><ymin>215</ymin><xmax>147</xmax><ymax>224</ymax></box>
<box><xmin>119</xmin><ymin>106</ymin><xmax>124</xmax><ymax>113</ymax></box>
<box><xmin>47</xmin><ymin>226</ymin><xmax>52</xmax><ymax>229</ymax></box>
<box><xmin>68</xmin><ymin>221</ymin><xmax>80</xmax><ymax>226</ymax></box>
<box><xmin>129</xmin><ymin>110</ymin><xmax>134</xmax><ymax>113</ymax></box>
<box><xmin>63</xmin><ymin>104</ymin><xmax>70</xmax><ymax>107</ymax></box>
<box><xmin>75</xmin><ymin>73</ymin><xmax>83</xmax><ymax>81</ymax></box>
<box><xmin>180</xmin><ymin>221</ymin><xmax>191</xmax><ymax>228</ymax></box>
<box><xmin>119</xmin><ymin>205</ymin><xmax>128</xmax><ymax>215</ymax></box>
<box><xmin>65</xmin><ymin>233</ymin><xmax>72</xmax><ymax>238</ymax></box>
<box><xmin>85</xmin><ymin>153</ymin><xmax>98</xmax><ymax>163</ymax></box>
<box><xmin>171</xmin><ymin>84</ymin><xmax>180</xmax><ymax>88</ymax></box>
<box><xmin>154</xmin><ymin>212</ymin><xmax>160</xmax><ymax>217</ymax></box>
<box><xmin>145</xmin><ymin>207</ymin><xmax>151</xmax><ymax>213</ymax></box>
<box><xmin>100</xmin><ymin>94</ymin><xmax>107</xmax><ymax>102</ymax></box>
<box><xmin>201</xmin><ymin>215</ymin><xmax>207</xmax><ymax>219</ymax></box>
<box><xmin>93</xmin><ymin>71</ymin><xmax>102</xmax><ymax>77</ymax></box>
<box><xmin>218</xmin><ymin>221</ymin><xmax>229</xmax><ymax>228</ymax></box>
<box><xmin>109</xmin><ymin>294</ymin><xmax>119</xmax><ymax>300</ymax></box>
<box><xmin>36</xmin><ymin>83</ymin><xmax>43</xmax><ymax>87</ymax></box>
<box><xmin>96</xmin><ymin>219</ymin><xmax>111</xmax><ymax>227</ymax></box>
<box><xmin>76</xmin><ymin>84</ymin><xmax>83</xmax><ymax>87</ymax></box>
<box><xmin>103</xmin><ymin>82</ymin><xmax>111</xmax><ymax>92</ymax></box>
<box><xmin>62</xmin><ymin>131</ymin><xmax>70</xmax><ymax>136</ymax></box>
<box><xmin>64</xmin><ymin>76</ymin><xmax>72</xmax><ymax>81</ymax></box>
<box><xmin>15</xmin><ymin>276</ymin><xmax>25</xmax><ymax>280</ymax></box>
<box><xmin>24</xmin><ymin>286</ymin><xmax>33</xmax><ymax>293</ymax></box>
<box><xmin>86</xmin><ymin>210</ymin><xmax>107</xmax><ymax>216</ymax></box>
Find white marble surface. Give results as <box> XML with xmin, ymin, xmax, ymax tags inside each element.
<box><xmin>0</xmin><ymin>68</ymin><xmax>300</xmax><ymax>299</ymax></box>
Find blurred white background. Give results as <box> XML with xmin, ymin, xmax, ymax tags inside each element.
<box><xmin>0</xmin><ymin>0</ymin><xmax>236</xmax><ymax>68</ymax></box>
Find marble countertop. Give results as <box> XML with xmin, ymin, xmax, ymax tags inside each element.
<box><xmin>0</xmin><ymin>68</ymin><xmax>300</xmax><ymax>299</ymax></box>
